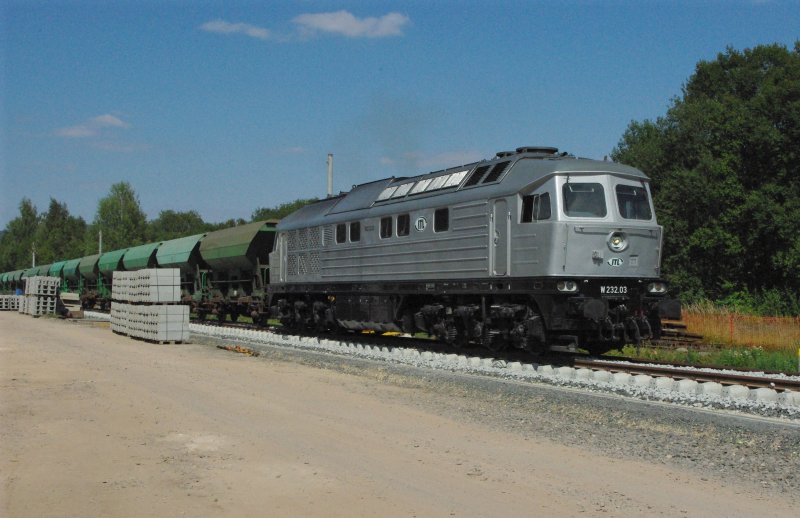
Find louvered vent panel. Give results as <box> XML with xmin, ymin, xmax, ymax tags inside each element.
<box><xmin>287</xmin><ymin>230</ymin><xmax>299</xmax><ymax>251</ymax></box>
<box><xmin>308</xmin><ymin>251</ymin><xmax>320</xmax><ymax>274</ymax></box>
<box><xmin>298</xmin><ymin>254</ymin><xmax>308</xmax><ymax>275</ymax></box>
<box><xmin>308</xmin><ymin>227</ymin><xmax>321</xmax><ymax>248</ymax></box>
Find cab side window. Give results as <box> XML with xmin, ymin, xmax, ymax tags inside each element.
<box><xmin>521</xmin><ymin>192</ymin><xmax>551</xmax><ymax>222</ymax></box>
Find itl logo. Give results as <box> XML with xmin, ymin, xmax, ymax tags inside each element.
<box><xmin>415</xmin><ymin>217</ymin><xmax>427</xmax><ymax>232</ymax></box>
<box><xmin>607</xmin><ymin>257</ymin><xmax>624</xmax><ymax>267</ymax></box>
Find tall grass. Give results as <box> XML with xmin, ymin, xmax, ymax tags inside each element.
<box><xmin>682</xmin><ymin>301</ymin><xmax>800</xmax><ymax>352</ymax></box>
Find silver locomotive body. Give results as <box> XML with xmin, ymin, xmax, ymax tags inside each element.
<box><xmin>268</xmin><ymin>147</ymin><xmax>680</xmax><ymax>353</ymax></box>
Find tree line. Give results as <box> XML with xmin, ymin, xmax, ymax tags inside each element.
<box><xmin>0</xmin><ymin>182</ymin><xmax>317</xmax><ymax>272</ymax></box>
<box><xmin>2</xmin><ymin>42</ymin><xmax>798</xmax><ymax>314</ymax></box>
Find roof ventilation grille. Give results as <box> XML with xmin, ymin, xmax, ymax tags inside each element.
<box><xmin>515</xmin><ymin>146</ymin><xmax>559</xmax><ymax>155</ymax></box>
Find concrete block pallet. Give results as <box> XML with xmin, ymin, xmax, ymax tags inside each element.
<box><xmin>112</xmin><ymin>270</ymin><xmax>182</xmax><ymax>304</ymax></box>
<box><xmin>19</xmin><ymin>276</ymin><xmax>61</xmax><ymax>317</ymax></box>
<box><xmin>25</xmin><ymin>276</ymin><xmax>61</xmax><ymax>297</ymax></box>
<box><xmin>0</xmin><ymin>295</ymin><xmax>22</xmax><ymax>311</ymax></box>
<box><xmin>111</xmin><ymin>269</ymin><xmax>189</xmax><ymax>343</ymax></box>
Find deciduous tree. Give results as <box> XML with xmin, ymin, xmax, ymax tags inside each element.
<box><xmin>613</xmin><ymin>43</ymin><xmax>800</xmax><ymax>312</ymax></box>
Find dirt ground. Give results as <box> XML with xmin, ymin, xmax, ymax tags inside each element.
<box><xmin>1</xmin><ymin>312</ymin><xmax>796</xmax><ymax>517</ymax></box>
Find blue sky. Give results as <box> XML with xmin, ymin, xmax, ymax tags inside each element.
<box><xmin>2</xmin><ymin>1</ymin><xmax>798</xmax><ymax>228</ymax></box>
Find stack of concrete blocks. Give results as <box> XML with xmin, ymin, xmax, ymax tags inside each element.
<box><xmin>0</xmin><ymin>295</ymin><xmax>23</xmax><ymax>311</ymax></box>
<box><xmin>19</xmin><ymin>276</ymin><xmax>60</xmax><ymax>316</ymax></box>
<box><xmin>111</xmin><ymin>269</ymin><xmax>189</xmax><ymax>343</ymax></box>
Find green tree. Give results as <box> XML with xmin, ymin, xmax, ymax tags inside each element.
<box><xmin>251</xmin><ymin>198</ymin><xmax>319</xmax><ymax>222</ymax></box>
<box><xmin>613</xmin><ymin>42</ymin><xmax>800</xmax><ymax>311</ymax></box>
<box><xmin>205</xmin><ymin>218</ymin><xmax>248</xmax><ymax>231</ymax></box>
<box><xmin>32</xmin><ymin>198</ymin><xmax>87</xmax><ymax>264</ymax></box>
<box><xmin>87</xmin><ymin>182</ymin><xmax>148</xmax><ymax>252</ymax></box>
<box><xmin>148</xmin><ymin>210</ymin><xmax>209</xmax><ymax>241</ymax></box>
<box><xmin>0</xmin><ymin>198</ymin><xmax>39</xmax><ymax>270</ymax></box>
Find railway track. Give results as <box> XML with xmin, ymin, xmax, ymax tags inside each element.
<box><xmin>84</xmin><ymin>309</ymin><xmax>799</xmax><ymax>395</ymax></box>
<box><xmin>82</xmin><ymin>310</ymin><xmax>800</xmax><ymax>412</ymax></box>
<box><xmin>573</xmin><ymin>357</ymin><xmax>800</xmax><ymax>393</ymax></box>
<box><xmin>186</xmin><ymin>319</ymin><xmax>799</xmax><ymax>393</ymax></box>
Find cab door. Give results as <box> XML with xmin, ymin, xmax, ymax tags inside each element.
<box><xmin>491</xmin><ymin>199</ymin><xmax>510</xmax><ymax>276</ymax></box>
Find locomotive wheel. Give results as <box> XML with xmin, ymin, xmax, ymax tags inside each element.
<box><xmin>217</xmin><ymin>311</ymin><xmax>227</xmax><ymax>324</ymax></box>
<box><xmin>483</xmin><ymin>328</ymin><xmax>507</xmax><ymax>352</ymax></box>
<box><xmin>230</xmin><ymin>311</ymin><xmax>239</xmax><ymax>323</ymax></box>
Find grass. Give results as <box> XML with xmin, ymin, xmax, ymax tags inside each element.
<box><xmin>609</xmin><ymin>344</ymin><xmax>799</xmax><ymax>373</ymax></box>
<box><xmin>681</xmin><ymin>300</ymin><xmax>800</xmax><ymax>351</ymax></box>
<box><xmin>609</xmin><ymin>303</ymin><xmax>800</xmax><ymax>373</ymax></box>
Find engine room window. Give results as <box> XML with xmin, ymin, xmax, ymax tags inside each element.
<box><xmin>482</xmin><ymin>161</ymin><xmax>511</xmax><ymax>183</ymax></box>
<box><xmin>463</xmin><ymin>165</ymin><xmax>491</xmax><ymax>187</ymax></box>
<box><xmin>562</xmin><ymin>183</ymin><xmax>607</xmax><ymax>218</ymax></box>
<box><xmin>380</xmin><ymin>216</ymin><xmax>393</xmax><ymax>238</ymax></box>
<box><xmin>434</xmin><ymin>208</ymin><xmax>449</xmax><ymax>232</ymax></box>
<box><xmin>349</xmin><ymin>222</ymin><xmax>361</xmax><ymax>242</ymax></box>
<box><xmin>397</xmin><ymin>214</ymin><xmax>410</xmax><ymax>236</ymax></box>
<box><xmin>336</xmin><ymin>223</ymin><xmax>347</xmax><ymax>244</ymax></box>
<box><xmin>616</xmin><ymin>184</ymin><xmax>653</xmax><ymax>220</ymax></box>
<box><xmin>521</xmin><ymin>192</ymin><xmax>551</xmax><ymax>222</ymax></box>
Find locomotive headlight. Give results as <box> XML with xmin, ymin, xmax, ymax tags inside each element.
<box><xmin>608</xmin><ymin>232</ymin><xmax>628</xmax><ymax>252</ymax></box>
<box><xmin>557</xmin><ymin>280</ymin><xmax>579</xmax><ymax>293</ymax></box>
<box><xmin>647</xmin><ymin>282</ymin><xmax>667</xmax><ymax>294</ymax></box>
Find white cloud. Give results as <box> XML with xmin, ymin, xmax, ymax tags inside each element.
<box><xmin>56</xmin><ymin>114</ymin><xmax>130</xmax><ymax>138</ymax></box>
<box><xmin>293</xmin><ymin>11</ymin><xmax>410</xmax><ymax>38</ymax></box>
<box><xmin>200</xmin><ymin>19</ymin><xmax>271</xmax><ymax>40</ymax></box>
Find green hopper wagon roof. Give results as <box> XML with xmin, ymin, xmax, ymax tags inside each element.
<box><xmin>63</xmin><ymin>258</ymin><xmax>82</xmax><ymax>281</ymax></box>
<box><xmin>156</xmin><ymin>233</ymin><xmax>206</xmax><ymax>272</ymax></box>
<box><xmin>199</xmin><ymin>221</ymin><xmax>275</xmax><ymax>272</ymax></box>
<box><xmin>49</xmin><ymin>261</ymin><xmax>67</xmax><ymax>277</ymax></box>
<box><xmin>78</xmin><ymin>254</ymin><xmax>101</xmax><ymax>280</ymax></box>
<box><xmin>27</xmin><ymin>264</ymin><xmax>51</xmax><ymax>277</ymax></box>
<box><xmin>123</xmin><ymin>242</ymin><xmax>162</xmax><ymax>270</ymax></box>
<box><xmin>11</xmin><ymin>270</ymin><xmax>24</xmax><ymax>281</ymax></box>
<box><xmin>98</xmin><ymin>249</ymin><xmax>128</xmax><ymax>276</ymax></box>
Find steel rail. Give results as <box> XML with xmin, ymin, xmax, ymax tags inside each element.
<box><xmin>573</xmin><ymin>358</ymin><xmax>800</xmax><ymax>392</ymax></box>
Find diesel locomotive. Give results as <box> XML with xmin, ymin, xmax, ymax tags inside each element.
<box><xmin>267</xmin><ymin>146</ymin><xmax>680</xmax><ymax>353</ymax></box>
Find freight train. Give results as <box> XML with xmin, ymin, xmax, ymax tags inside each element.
<box><xmin>1</xmin><ymin>146</ymin><xmax>680</xmax><ymax>353</ymax></box>
<box><xmin>0</xmin><ymin>220</ymin><xmax>277</xmax><ymax>324</ymax></box>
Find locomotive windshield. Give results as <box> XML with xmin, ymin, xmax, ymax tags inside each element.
<box><xmin>562</xmin><ymin>182</ymin><xmax>607</xmax><ymax>218</ymax></box>
<box><xmin>616</xmin><ymin>184</ymin><xmax>653</xmax><ymax>220</ymax></box>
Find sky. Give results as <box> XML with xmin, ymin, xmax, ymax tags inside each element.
<box><xmin>2</xmin><ymin>0</ymin><xmax>799</xmax><ymax>228</ymax></box>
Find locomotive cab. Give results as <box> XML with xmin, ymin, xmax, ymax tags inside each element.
<box><xmin>512</xmin><ymin>171</ymin><xmax>680</xmax><ymax>352</ymax></box>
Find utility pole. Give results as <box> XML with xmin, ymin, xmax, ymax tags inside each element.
<box><xmin>99</xmin><ymin>229</ymin><xmax>103</xmax><ymax>255</ymax></box>
<box><xmin>32</xmin><ymin>243</ymin><xmax>36</xmax><ymax>268</ymax></box>
<box><xmin>327</xmin><ymin>153</ymin><xmax>334</xmax><ymax>197</ymax></box>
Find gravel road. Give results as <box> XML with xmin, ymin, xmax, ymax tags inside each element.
<box><xmin>2</xmin><ymin>312</ymin><xmax>798</xmax><ymax>517</ymax></box>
